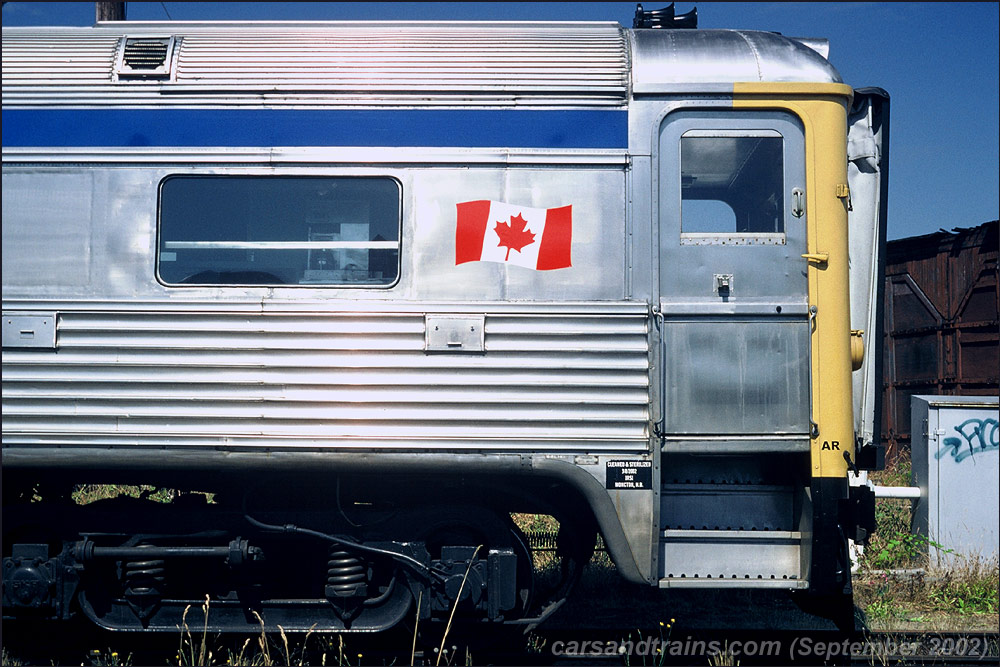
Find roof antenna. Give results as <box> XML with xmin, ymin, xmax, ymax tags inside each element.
<box><xmin>634</xmin><ymin>3</ymin><xmax>698</xmax><ymax>29</ymax></box>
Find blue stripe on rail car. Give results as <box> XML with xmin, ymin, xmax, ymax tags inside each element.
<box><xmin>1</xmin><ymin>109</ymin><xmax>628</xmax><ymax>149</ymax></box>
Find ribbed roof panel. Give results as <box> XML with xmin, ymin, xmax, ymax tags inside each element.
<box><xmin>2</xmin><ymin>24</ymin><xmax>629</xmax><ymax>107</ymax></box>
<box><xmin>1</xmin><ymin>35</ymin><xmax>120</xmax><ymax>83</ymax></box>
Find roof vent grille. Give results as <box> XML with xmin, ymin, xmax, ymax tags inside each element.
<box><xmin>115</xmin><ymin>36</ymin><xmax>175</xmax><ymax>79</ymax></box>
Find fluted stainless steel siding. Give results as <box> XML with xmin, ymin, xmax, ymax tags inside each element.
<box><xmin>0</xmin><ymin>34</ymin><xmax>120</xmax><ymax>82</ymax></box>
<box><xmin>1</xmin><ymin>24</ymin><xmax>629</xmax><ymax>106</ymax></box>
<box><xmin>2</xmin><ymin>308</ymin><xmax>649</xmax><ymax>452</ymax></box>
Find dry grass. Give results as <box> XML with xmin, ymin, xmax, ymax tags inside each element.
<box><xmin>855</xmin><ymin>556</ymin><xmax>1000</xmax><ymax>632</ymax></box>
<box><xmin>853</xmin><ymin>452</ymin><xmax>1000</xmax><ymax>631</ymax></box>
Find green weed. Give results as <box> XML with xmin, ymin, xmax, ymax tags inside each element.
<box><xmin>928</xmin><ymin>558</ymin><xmax>1000</xmax><ymax>615</ymax></box>
<box><xmin>84</xmin><ymin>649</ymin><xmax>133</xmax><ymax>666</ymax></box>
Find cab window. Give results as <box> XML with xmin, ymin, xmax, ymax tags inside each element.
<box><xmin>681</xmin><ymin>131</ymin><xmax>784</xmax><ymax>240</ymax></box>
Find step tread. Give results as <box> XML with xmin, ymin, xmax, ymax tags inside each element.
<box><xmin>657</xmin><ymin>578</ymin><xmax>809</xmax><ymax>590</ymax></box>
<box><xmin>661</xmin><ymin>529</ymin><xmax>802</xmax><ymax>540</ymax></box>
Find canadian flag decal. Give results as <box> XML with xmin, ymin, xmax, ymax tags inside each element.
<box><xmin>456</xmin><ymin>200</ymin><xmax>572</xmax><ymax>270</ymax></box>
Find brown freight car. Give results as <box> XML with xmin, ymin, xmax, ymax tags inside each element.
<box><xmin>882</xmin><ymin>220</ymin><xmax>999</xmax><ymax>460</ymax></box>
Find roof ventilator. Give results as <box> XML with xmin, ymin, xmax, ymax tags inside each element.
<box><xmin>115</xmin><ymin>36</ymin><xmax>176</xmax><ymax>79</ymax></box>
<box><xmin>634</xmin><ymin>3</ymin><xmax>698</xmax><ymax>29</ymax></box>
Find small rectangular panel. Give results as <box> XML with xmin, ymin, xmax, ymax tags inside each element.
<box><xmin>606</xmin><ymin>460</ymin><xmax>653</xmax><ymax>490</ymax></box>
<box><xmin>2</xmin><ymin>313</ymin><xmax>57</xmax><ymax>349</ymax></box>
<box><xmin>424</xmin><ymin>314</ymin><xmax>485</xmax><ymax>353</ymax></box>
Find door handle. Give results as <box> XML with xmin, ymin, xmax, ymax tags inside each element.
<box><xmin>801</xmin><ymin>252</ymin><xmax>829</xmax><ymax>266</ymax></box>
<box><xmin>792</xmin><ymin>187</ymin><xmax>805</xmax><ymax>218</ymax></box>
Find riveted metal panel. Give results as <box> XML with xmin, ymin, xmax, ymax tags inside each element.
<box><xmin>661</xmin><ymin>319</ymin><xmax>810</xmax><ymax>435</ymax></box>
<box><xmin>631</xmin><ymin>29</ymin><xmax>842</xmax><ymax>92</ymax></box>
<box><xmin>425</xmin><ymin>314</ymin><xmax>485</xmax><ymax>353</ymax></box>
<box><xmin>1</xmin><ymin>313</ymin><xmax>56</xmax><ymax>349</ymax></box>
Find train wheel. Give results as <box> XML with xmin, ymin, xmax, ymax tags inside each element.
<box><xmin>412</xmin><ymin>505</ymin><xmax>534</xmax><ymax>618</ymax></box>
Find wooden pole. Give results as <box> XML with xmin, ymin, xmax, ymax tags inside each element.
<box><xmin>96</xmin><ymin>2</ymin><xmax>126</xmax><ymax>22</ymax></box>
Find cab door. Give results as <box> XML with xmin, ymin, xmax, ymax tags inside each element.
<box><xmin>657</xmin><ymin>109</ymin><xmax>810</xmax><ymax>440</ymax></box>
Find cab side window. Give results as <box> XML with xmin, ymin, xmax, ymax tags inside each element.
<box><xmin>681</xmin><ymin>133</ymin><xmax>784</xmax><ymax>236</ymax></box>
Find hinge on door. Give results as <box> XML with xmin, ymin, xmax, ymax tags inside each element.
<box><xmin>650</xmin><ymin>303</ymin><xmax>664</xmax><ymax>331</ymax></box>
<box><xmin>650</xmin><ymin>303</ymin><xmax>666</xmax><ymax>441</ymax></box>
<box><xmin>835</xmin><ymin>183</ymin><xmax>853</xmax><ymax>211</ymax></box>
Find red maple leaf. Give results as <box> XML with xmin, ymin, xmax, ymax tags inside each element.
<box><xmin>494</xmin><ymin>213</ymin><xmax>536</xmax><ymax>261</ymax></box>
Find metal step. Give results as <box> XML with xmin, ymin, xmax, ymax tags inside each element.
<box><xmin>662</xmin><ymin>438</ymin><xmax>810</xmax><ymax>454</ymax></box>
<box><xmin>658</xmin><ymin>529</ymin><xmax>804</xmax><ymax>586</ymax></box>
<box><xmin>658</xmin><ymin>578</ymin><xmax>809</xmax><ymax>589</ymax></box>
<box><xmin>660</xmin><ymin>483</ymin><xmax>796</xmax><ymax>531</ymax></box>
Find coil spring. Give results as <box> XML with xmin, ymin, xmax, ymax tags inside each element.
<box><xmin>123</xmin><ymin>558</ymin><xmax>166</xmax><ymax>597</ymax></box>
<box><xmin>326</xmin><ymin>549</ymin><xmax>366</xmax><ymax>597</ymax></box>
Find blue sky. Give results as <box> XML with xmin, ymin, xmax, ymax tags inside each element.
<box><xmin>3</xmin><ymin>2</ymin><xmax>998</xmax><ymax>241</ymax></box>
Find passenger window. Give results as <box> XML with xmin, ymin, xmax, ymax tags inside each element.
<box><xmin>680</xmin><ymin>132</ymin><xmax>784</xmax><ymax>243</ymax></box>
<box><xmin>157</xmin><ymin>176</ymin><xmax>400</xmax><ymax>286</ymax></box>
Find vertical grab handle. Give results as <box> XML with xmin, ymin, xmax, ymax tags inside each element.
<box><xmin>791</xmin><ymin>187</ymin><xmax>805</xmax><ymax>218</ymax></box>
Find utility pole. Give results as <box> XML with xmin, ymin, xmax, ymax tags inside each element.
<box><xmin>96</xmin><ymin>2</ymin><xmax>126</xmax><ymax>22</ymax></box>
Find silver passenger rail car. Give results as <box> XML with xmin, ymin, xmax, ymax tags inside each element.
<box><xmin>2</xmin><ymin>6</ymin><xmax>889</xmax><ymax>634</ymax></box>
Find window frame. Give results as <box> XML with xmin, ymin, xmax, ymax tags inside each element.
<box><xmin>679</xmin><ymin>128</ymin><xmax>787</xmax><ymax>245</ymax></box>
<box><xmin>155</xmin><ymin>174</ymin><xmax>403</xmax><ymax>289</ymax></box>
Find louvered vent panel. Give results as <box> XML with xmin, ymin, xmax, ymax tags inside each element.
<box><xmin>116</xmin><ymin>36</ymin><xmax>174</xmax><ymax>77</ymax></box>
<box><xmin>122</xmin><ymin>38</ymin><xmax>169</xmax><ymax>70</ymax></box>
